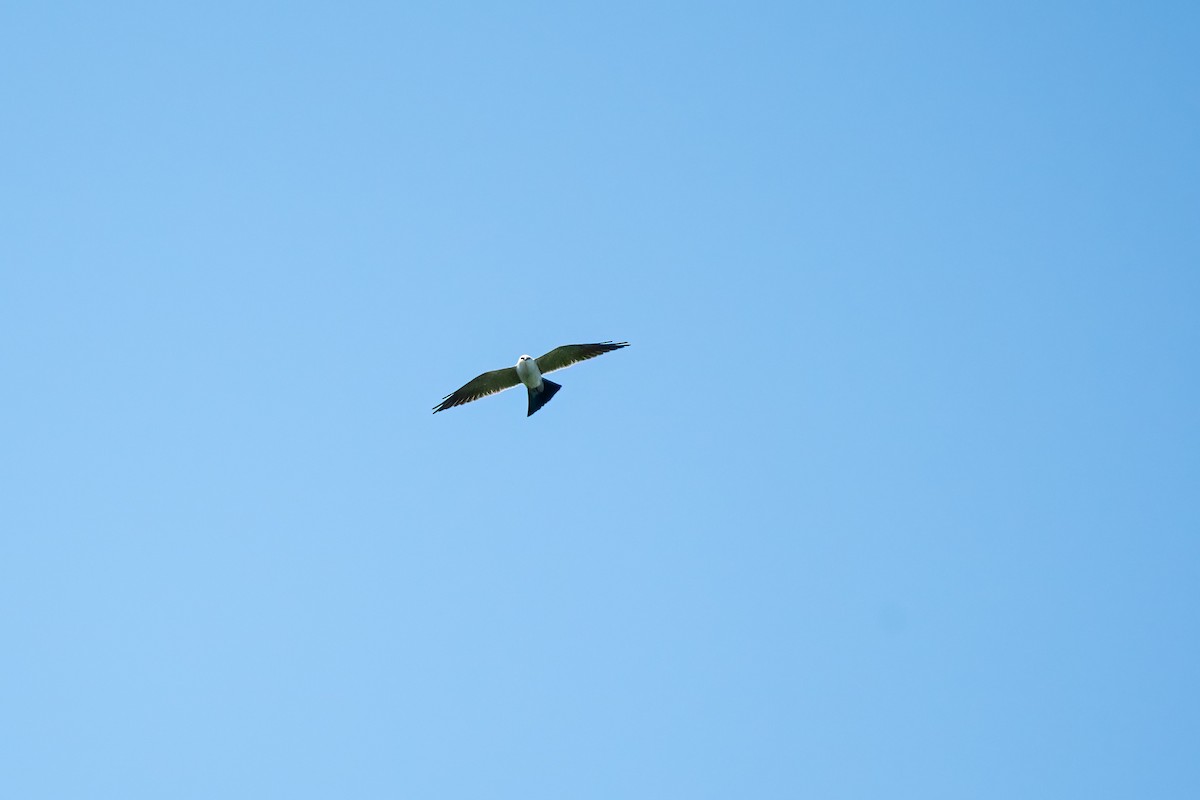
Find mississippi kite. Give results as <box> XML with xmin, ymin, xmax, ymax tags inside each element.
<box><xmin>433</xmin><ymin>341</ymin><xmax>630</xmax><ymax>417</ymax></box>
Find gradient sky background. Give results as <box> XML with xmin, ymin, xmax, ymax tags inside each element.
<box><xmin>2</xmin><ymin>2</ymin><xmax>1198</xmax><ymax>798</ymax></box>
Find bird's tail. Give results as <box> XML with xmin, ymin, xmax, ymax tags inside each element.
<box><xmin>527</xmin><ymin>379</ymin><xmax>562</xmax><ymax>417</ymax></box>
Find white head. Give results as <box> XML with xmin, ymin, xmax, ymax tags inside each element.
<box><xmin>515</xmin><ymin>354</ymin><xmax>540</xmax><ymax>385</ymax></box>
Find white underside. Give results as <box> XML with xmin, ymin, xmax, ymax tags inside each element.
<box><xmin>516</xmin><ymin>357</ymin><xmax>542</xmax><ymax>389</ymax></box>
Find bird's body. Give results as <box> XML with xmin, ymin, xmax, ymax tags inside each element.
<box><xmin>515</xmin><ymin>353</ymin><xmax>561</xmax><ymax>415</ymax></box>
<box><xmin>515</xmin><ymin>354</ymin><xmax>541</xmax><ymax>388</ymax></box>
<box><xmin>433</xmin><ymin>341</ymin><xmax>629</xmax><ymax>417</ymax></box>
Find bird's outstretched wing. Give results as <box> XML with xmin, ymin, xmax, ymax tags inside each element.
<box><xmin>432</xmin><ymin>367</ymin><xmax>521</xmax><ymax>413</ymax></box>
<box><xmin>536</xmin><ymin>341</ymin><xmax>629</xmax><ymax>375</ymax></box>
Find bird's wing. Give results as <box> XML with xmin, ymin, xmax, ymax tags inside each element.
<box><xmin>432</xmin><ymin>367</ymin><xmax>521</xmax><ymax>413</ymax></box>
<box><xmin>536</xmin><ymin>341</ymin><xmax>629</xmax><ymax>375</ymax></box>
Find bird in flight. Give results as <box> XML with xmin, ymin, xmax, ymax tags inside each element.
<box><xmin>433</xmin><ymin>341</ymin><xmax>630</xmax><ymax>417</ymax></box>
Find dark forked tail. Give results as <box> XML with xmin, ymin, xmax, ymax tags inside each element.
<box><xmin>527</xmin><ymin>379</ymin><xmax>562</xmax><ymax>417</ymax></box>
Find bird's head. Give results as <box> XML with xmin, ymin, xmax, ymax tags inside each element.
<box><xmin>518</xmin><ymin>355</ymin><xmax>531</xmax><ymax>362</ymax></box>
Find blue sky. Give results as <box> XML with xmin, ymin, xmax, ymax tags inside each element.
<box><xmin>2</xmin><ymin>2</ymin><xmax>1198</xmax><ymax>797</ymax></box>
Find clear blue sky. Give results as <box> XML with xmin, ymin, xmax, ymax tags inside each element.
<box><xmin>2</xmin><ymin>3</ymin><xmax>1198</xmax><ymax>797</ymax></box>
